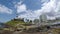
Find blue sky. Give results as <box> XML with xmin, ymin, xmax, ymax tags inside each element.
<box><xmin>0</xmin><ymin>0</ymin><xmax>60</xmax><ymax>22</ymax></box>
<box><xmin>0</xmin><ymin>0</ymin><xmax>19</xmax><ymax>22</ymax></box>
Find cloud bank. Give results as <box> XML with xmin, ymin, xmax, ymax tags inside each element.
<box><xmin>16</xmin><ymin>0</ymin><xmax>60</xmax><ymax>20</ymax></box>
<box><xmin>35</xmin><ymin>0</ymin><xmax>60</xmax><ymax>20</ymax></box>
<box><xmin>0</xmin><ymin>4</ymin><xmax>12</xmax><ymax>14</ymax></box>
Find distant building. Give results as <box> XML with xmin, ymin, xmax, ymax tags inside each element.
<box><xmin>33</xmin><ymin>14</ymin><xmax>47</xmax><ymax>25</ymax></box>
<box><xmin>24</xmin><ymin>18</ymin><xmax>30</xmax><ymax>23</ymax></box>
<box><xmin>56</xmin><ymin>17</ymin><xmax>60</xmax><ymax>20</ymax></box>
<box><xmin>34</xmin><ymin>19</ymin><xmax>39</xmax><ymax>24</ymax></box>
<box><xmin>39</xmin><ymin>14</ymin><xmax>47</xmax><ymax>23</ymax></box>
<box><xmin>33</xmin><ymin>19</ymin><xmax>40</xmax><ymax>26</ymax></box>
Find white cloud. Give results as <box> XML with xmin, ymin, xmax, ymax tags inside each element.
<box><xmin>34</xmin><ymin>0</ymin><xmax>60</xmax><ymax>20</ymax></box>
<box><xmin>47</xmin><ymin>16</ymin><xmax>56</xmax><ymax>20</ymax></box>
<box><xmin>17</xmin><ymin>4</ymin><xmax>27</xmax><ymax>13</ymax></box>
<box><xmin>0</xmin><ymin>4</ymin><xmax>12</xmax><ymax>14</ymax></box>
<box><xmin>18</xmin><ymin>10</ymin><xmax>37</xmax><ymax>20</ymax></box>
<box><xmin>16</xmin><ymin>1</ymin><xmax>40</xmax><ymax>20</ymax></box>
<box><xmin>16</xmin><ymin>0</ymin><xmax>60</xmax><ymax>20</ymax></box>
<box><xmin>34</xmin><ymin>0</ymin><xmax>56</xmax><ymax>14</ymax></box>
<box><xmin>16</xmin><ymin>1</ymin><xmax>35</xmax><ymax>20</ymax></box>
<box><xmin>15</xmin><ymin>1</ymin><xmax>27</xmax><ymax>13</ymax></box>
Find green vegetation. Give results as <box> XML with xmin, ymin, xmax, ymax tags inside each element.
<box><xmin>6</xmin><ymin>19</ymin><xmax>25</xmax><ymax>26</ymax></box>
<box><xmin>6</xmin><ymin>18</ymin><xmax>32</xmax><ymax>27</ymax></box>
<box><xmin>0</xmin><ymin>28</ymin><xmax>3</xmax><ymax>30</ymax></box>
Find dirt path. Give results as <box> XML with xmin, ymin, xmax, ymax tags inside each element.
<box><xmin>0</xmin><ymin>28</ymin><xmax>60</xmax><ymax>34</ymax></box>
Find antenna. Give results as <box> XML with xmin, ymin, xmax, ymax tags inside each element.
<box><xmin>16</xmin><ymin>12</ymin><xmax>18</xmax><ymax>19</ymax></box>
<box><xmin>15</xmin><ymin>2</ymin><xmax>18</xmax><ymax>19</ymax></box>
